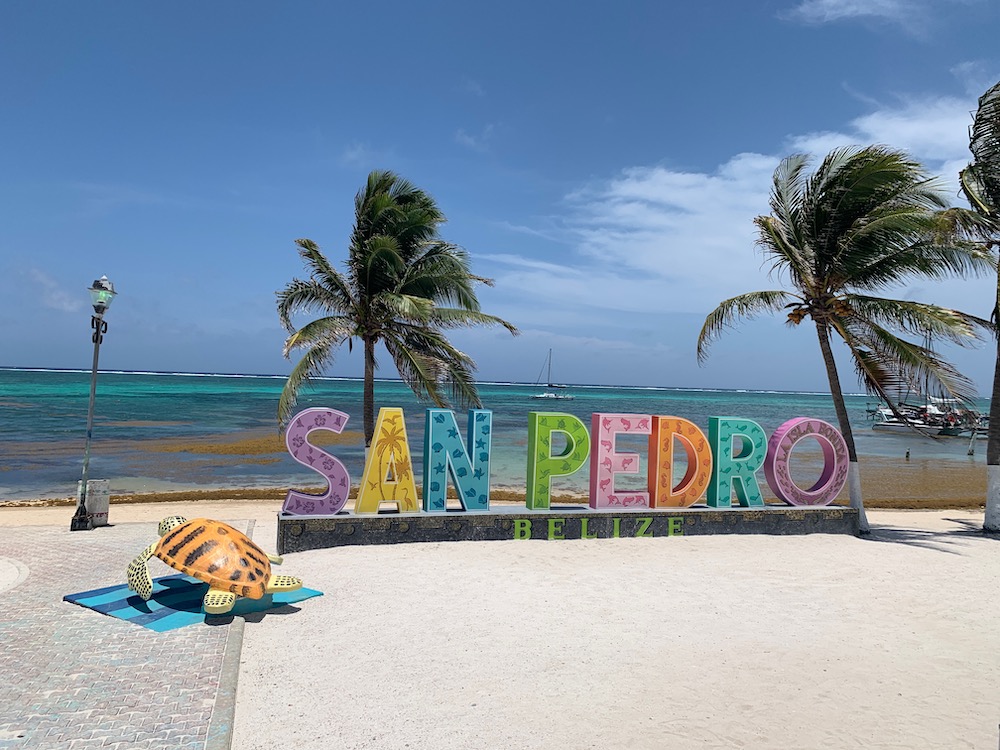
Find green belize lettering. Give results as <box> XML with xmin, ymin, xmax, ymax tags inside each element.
<box><xmin>516</xmin><ymin>514</ymin><xmax>687</xmax><ymax>540</ymax></box>
<box><xmin>513</xmin><ymin>518</ymin><xmax>532</xmax><ymax>540</ymax></box>
<box><xmin>548</xmin><ymin>518</ymin><xmax>565</xmax><ymax>540</ymax></box>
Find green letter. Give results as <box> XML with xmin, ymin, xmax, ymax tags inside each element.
<box><xmin>548</xmin><ymin>518</ymin><xmax>565</xmax><ymax>540</ymax></box>
<box><xmin>580</xmin><ymin>517</ymin><xmax>598</xmax><ymax>539</ymax></box>
<box><xmin>526</xmin><ymin>412</ymin><xmax>591</xmax><ymax>510</ymax></box>
<box><xmin>668</xmin><ymin>517</ymin><xmax>683</xmax><ymax>536</ymax></box>
<box><xmin>635</xmin><ymin>517</ymin><xmax>653</xmax><ymax>538</ymax></box>
<box><xmin>612</xmin><ymin>517</ymin><xmax>621</xmax><ymax>538</ymax></box>
<box><xmin>513</xmin><ymin>519</ymin><xmax>532</xmax><ymax>540</ymax></box>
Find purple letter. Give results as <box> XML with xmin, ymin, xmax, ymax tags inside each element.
<box><xmin>282</xmin><ymin>407</ymin><xmax>352</xmax><ymax>516</ymax></box>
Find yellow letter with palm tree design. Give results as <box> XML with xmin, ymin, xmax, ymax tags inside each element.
<box><xmin>355</xmin><ymin>408</ymin><xmax>418</xmax><ymax>514</ymax></box>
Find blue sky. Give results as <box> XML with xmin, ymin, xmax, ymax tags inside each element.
<box><xmin>3</xmin><ymin>0</ymin><xmax>1000</xmax><ymax>393</ymax></box>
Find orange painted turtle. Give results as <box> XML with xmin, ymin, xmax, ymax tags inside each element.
<box><xmin>126</xmin><ymin>516</ymin><xmax>302</xmax><ymax>614</ymax></box>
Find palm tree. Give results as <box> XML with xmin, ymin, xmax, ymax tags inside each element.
<box><xmin>698</xmin><ymin>145</ymin><xmax>993</xmax><ymax>532</ymax></box>
<box><xmin>960</xmin><ymin>80</ymin><xmax>1000</xmax><ymax>532</ymax></box>
<box><xmin>277</xmin><ymin>170</ymin><xmax>518</xmax><ymax>446</ymax></box>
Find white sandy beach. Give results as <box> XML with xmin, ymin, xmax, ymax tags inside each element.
<box><xmin>5</xmin><ymin>503</ymin><xmax>997</xmax><ymax>748</ymax></box>
<box><xmin>227</xmin><ymin>509</ymin><xmax>1000</xmax><ymax>749</ymax></box>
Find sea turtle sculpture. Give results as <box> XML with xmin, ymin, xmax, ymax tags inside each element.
<box><xmin>127</xmin><ymin>516</ymin><xmax>302</xmax><ymax>614</ymax></box>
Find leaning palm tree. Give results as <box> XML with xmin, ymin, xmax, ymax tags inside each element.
<box><xmin>277</xmin><ymin>170</ymin><xmax>518</xmax><ymax>446</ymax></box>
<box><xmin>698</xmin><ymin>145</ymin><xmax>993</xmax><ymax>532</ymax></box>
<box><xmin>960</xmin><ymin>80</ymin><xmax>1000</xmax><ymax>532</ymax></box>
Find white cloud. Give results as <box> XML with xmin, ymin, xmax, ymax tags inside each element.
<box><xmin>341</xmin><ymin>142</ymin><xmax>375</xmax><ymax>166</ymax></box>
<box><xmin>492</xmin><ymin>91</ymin><xmax>986</xmax><ymax>329</ymax></box>
<box><xmin>460</xmin><ymin>77</ymin><xmax>485</xmax><ymax>97</ymax></box>
<box><xmin>27</xmin><ymin>269</ymin><xmax>83</xmax><ymax>313</ymax></box>
<box><xmin>557</xmin><ymin>153</ymin><xmax>778</xmax><ymax>312</ymax></box>
<box><xmin>456</xmin><ymin>124</ymin><xmax>495</xmax><ymax>152</ymax></box>
<box><xmin>951</xmin><ymin>61</ymin><xmax>1000</xmax><ymax>98</ymax></box>
<box><xmin>784</xmin><ymin>0</ymin><xmax>916</xmax><ymax>25</ymax></box>
<box><xmin>781</xmin><ymin>0</ymin><xmax>980</xmax><ymax>34</ymax></box>
<box><xmin>788</xmin><ymin>94</ymin><xmax>976</xmax><ymax>195</ymax></box>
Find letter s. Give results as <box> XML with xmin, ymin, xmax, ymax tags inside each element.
<box><xmin>282</xmin><ymin>407</ymin><xmax>352</xmax><ymax>516</ymax></box>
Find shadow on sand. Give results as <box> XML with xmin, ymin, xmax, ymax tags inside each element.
<box><xmin>863</xmin><ymin>516</ymin><xmax>998</xmax><ymax>554</ymax></box>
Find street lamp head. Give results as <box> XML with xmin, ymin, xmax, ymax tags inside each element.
<box><xmin>88</xmin><ymin>275</ymin><xmax>117</xmax><ymax>316</ymax></box>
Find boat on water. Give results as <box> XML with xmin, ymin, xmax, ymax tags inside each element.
<box><xmin>530</xmin><ymin>349</ymin><xmax>574</xmax><ymax>400</ymax></box>
<box><xmin>867</xmin><ymin>399</ymin><xmax>987</xmax><ymax>439</ymax></box>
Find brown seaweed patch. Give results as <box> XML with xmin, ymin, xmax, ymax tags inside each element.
<box><xmin>145</xmin><ymin>429</ymin><xmax>363</xmax><ymax>456</ymax></box>
<box><xmin>96</xmin><ymin>419</ymin><xmax>194</xmax><ymax>427</ymax></box>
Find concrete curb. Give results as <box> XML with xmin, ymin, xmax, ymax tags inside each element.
<box><xmin>204</xmin><ymin>518</ymin><xmax>253</xmax><ymax>750</ymax></box>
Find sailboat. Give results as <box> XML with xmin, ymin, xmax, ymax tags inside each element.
<box><xmin>531</xmin><ymin>349</ymin><xmax>573</xmax><ymax>400</ymax></box>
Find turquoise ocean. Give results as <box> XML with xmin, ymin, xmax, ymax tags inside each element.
<box><xmin>0</xmin><ymin>368</ymin><xmax>989</xmax><ymax>501</ymax></box>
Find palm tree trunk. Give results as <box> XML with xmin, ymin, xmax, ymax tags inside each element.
<box><xmin>986</xmin><ymin>270</ymin><xmax>1000</xmax><ymax>532</ymax></box>
<box><xmin>363</xmin><ymin>336</ymin><xmax>376</xmax><ymax>448</ymax></box>
<box><xmin>815</xmin><ymin>319</ymin><xmax>870</xmax><ymax>533</ymax></box>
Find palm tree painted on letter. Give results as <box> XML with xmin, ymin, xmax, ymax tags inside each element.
<box><xmin>277</xmin><ymin>170</ymin><xmax>518</xmax><ymax>446</ymax></box>
<box><xmin>960</xmin><ymin>80</ymin><xmax>1000</xmax><ymax>532</ymax></box>
<box><xmin>698</xmin><ymin>146</ymin><xmax>993</xmax><ymax>532</ymax></box>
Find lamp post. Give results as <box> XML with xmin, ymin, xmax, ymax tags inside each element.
<box><xmin>70</xmin><ymin>275</ymin><xmax>117</xmax><ymax>532</ymax></box>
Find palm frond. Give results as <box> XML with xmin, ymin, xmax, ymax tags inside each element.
<box><xmin>383</xmin><ymin>326</ymin><xmax>482</xmax><ymax>409</ymax></box>
<box><xmin>697</xmin><ymin>291</ymin><xmax>798</xmax><ymax>363</ymax></box>
<box><xmin>428</xmin><ymin>307</ymin><xmax>520</xmax><ymax>334</ymax></box>
<box><xmin>281</xmin><ymin>316</ymin><xmax>355</xmax><ymax>358</ymax></box>
<box><xmin>294</xmin><ymin>239</ymin><xmax>354</xmax><ymax>301</ymax></box>
<box><xmin>375</xmin><ymin>292</ymin><xmax>434</xmax><ymax>323</ymax></box>
<box><xmin>843</xmin><ymin>295</ymin><xmax>992</xmax><ymax>345</ymax></box>
<box><xmin>960</xmin><ymin>165</ymin><xmax>996</xmax><ymax>217</ymax></box>
<box><xmin>278</xmin><ymin>338</ymin><xmax>336</xmax><ymax>426</ymax></box>
<box><xmin>836</xmin><ymin>317</ymin><xmax>979</xmax><ymax>406</ymax></box>
<box><xmin>276</xmin><ymin>277</ymin><xmax>353</xmax><ymax>332</ymax></box>
<box><xmin>966</xmin><ymin>81</ymin><xmax>1000</xmax><ymax>211</ymax></box>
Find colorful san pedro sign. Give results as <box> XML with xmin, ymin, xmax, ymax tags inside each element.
<box><xmin>282</xmin><ymin>407</ymin><xmax>849</xmax><ymax>518</ymax></box>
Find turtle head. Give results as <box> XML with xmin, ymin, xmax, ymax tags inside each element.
<box><xmin>158</xmin><ymin>516</ymin><xmax>188</xmax><ymax>537</ymax></box>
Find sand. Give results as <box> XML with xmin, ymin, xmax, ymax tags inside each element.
<box><xmin>6</xmin><ymin>500</ymin><xmax>998</xmax><ymax>748</ymax></box>
<box><xmin>227</xmin><ymin>508</ymin><xmax>1000</xmax><ymax>749</ymax></box>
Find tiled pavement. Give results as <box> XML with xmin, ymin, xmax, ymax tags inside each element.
<box><xmin>0</xmin><ymin>520</ymin><xmax>248</xmax><ymax>749</ymax></box>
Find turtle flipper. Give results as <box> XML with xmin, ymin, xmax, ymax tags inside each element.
<box><xmin>266</xmin><ymin>553</ymin><xmax>283</xmax><ymax>565</ymax></box>
<box><xmin>203</xmin><ymin>588</ymin><xmax>237</xmax><ymax>615</ymax></box>
<box><xmin>126</xmin><ymin>543</ymin><xmax>158</xmax><ymax>600</ymax></box>
<box><xmin>265</xmin><ymin>574</ymin><xmax>302</xmax><ymax>594</ymax></box>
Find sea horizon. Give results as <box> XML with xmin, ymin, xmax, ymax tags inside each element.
<box><xmin>0</xmin><ymin>365</ymin><xmax>874</xmax><ymax>399</ymax></box>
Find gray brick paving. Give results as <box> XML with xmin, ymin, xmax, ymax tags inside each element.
<box><xmin>0</xmin><ymin>521</ymin><xmax>247</xmax><ymax>749</ymax></box>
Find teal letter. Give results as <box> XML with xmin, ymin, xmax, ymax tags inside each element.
<box><xmin>513</xmin><ymin>519</ymin><xmax>532</xmax><ymax>540</ymax></box>
<box><xmin>707</xmin><ymin>417</ymin><xmax>766</xmax><ymax>508</ymax></box>
<box><xmin>423</xmin><ymin>409</ymin><xmax>491</xmax><ymax>512</ymax></box>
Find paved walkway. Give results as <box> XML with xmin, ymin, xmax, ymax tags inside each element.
<box><xmin>0</xmin><ymin>520</ymin><xmax>247</xmax><ymax>750</ymax></box>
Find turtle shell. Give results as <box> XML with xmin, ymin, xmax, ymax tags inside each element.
<box><xmin>154</xmin><ymin>518</ymin><xmax>271</xmax><ymax>599</ymax></box>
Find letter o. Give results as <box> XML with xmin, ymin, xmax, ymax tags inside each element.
<box><xmin>763</xmin><ymin>417</ymin><xmax>848</xmax><ymax>506</ymax></box>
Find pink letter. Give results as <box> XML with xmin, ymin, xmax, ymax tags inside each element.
<box><xmin>589</xmin><ymin>413</ymin><xmax>652</xmax><ymax>509</ymax></box>
<box><xmin>764</xmin><ymin>417</ymin><xmax>848</xmax><ymax>506</ymax></box>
